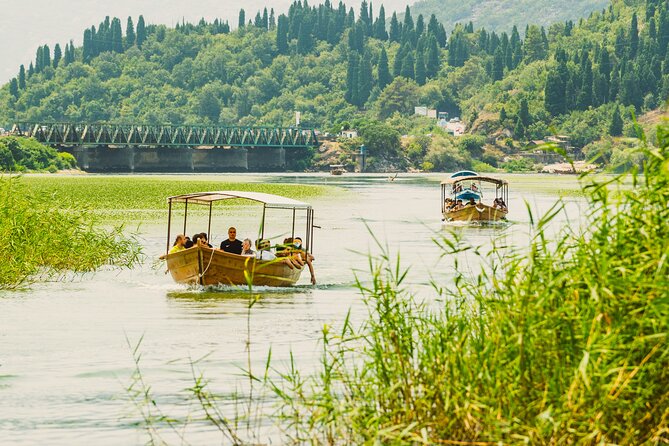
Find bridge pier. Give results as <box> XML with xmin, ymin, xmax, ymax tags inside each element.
<box><xmin>192</xmin><ymin>148</ymin><xmax>248</xmax><ymax>172</ymax></box>
<box><xmin>247</xmin><ymin>147</ymin><xmax>286</xmax><ymax>171</ymax></box>
<box><xmin>69</xmin><ymin>146</ymin><xmax>134</xmax><ymax>172</ymax></box>
<box><xmin>133</xmin><ymin>148</ymin><xmax>194</xmax><ymax>172</ymax></box>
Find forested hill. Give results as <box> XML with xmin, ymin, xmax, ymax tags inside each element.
<box><xmin>0</xmin><ymin>0</ymin><xmax>666</xmax><ymax>172</ymax></box>
<box><xmin>409</xmin><ymin>0</ymin><xmax>610</xmax><ymax>34</ymax></box>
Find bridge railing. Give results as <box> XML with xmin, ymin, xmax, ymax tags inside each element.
<box><xmin>11</xmin><ymin>122</ymin><xmax>319</xmax><ymax>149</ymax></box>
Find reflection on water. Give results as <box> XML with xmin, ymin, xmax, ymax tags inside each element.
<box><xmin>0</xmin><ymin>172</ymin><xmax>586</xmax><ymax>445</ymax></box>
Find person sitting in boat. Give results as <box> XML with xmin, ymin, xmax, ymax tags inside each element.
<box><xmin>199</xmin><ymin>232</ymin><xmax>213</xmax><ymax>248</ymax></box>
<box><xmin>471</xmin><ymin>183</ymin><xmax>478</xmax><ymax>192</ymax></box>
<box><xmin>220</xmin><ymin>227</ymin><xmax>243</xmax><ymax>254</ymax></box>
<box><xmin>255</xmin><ymin>239</ymin><xmax>276</xmax><ymax>261</ymax></box>
<box><xmin>465</xmin><ymin>198</ymin><xmax>476</xmax><ymax>206</ymax></box>
<box><xmin>275</xmin><ymin>237</ymin><xmax>294</xmax><ymax>256</ymax></box>
<box><xmin>184</xmin><ymin>236</ymin><xmax>193</xmax><ymax>249</ymax></box>
<box><xmin>294</xmin><ymin>237</ymin><xmax>316</xmax><ymax>285</ymax></box>
<box><xmin>494</xmin><ymin>198</ymin><xmax>507</xmax><ymax>211</ymax></box>
<box><xmin>453</xmin><ymin>199</ymin><xmax>464</xmax><ymax>210</ymax></box>
<box><xmin>241</xmin><ymin>238</ymin><xmax>255</xmax><ymax>256</ymax></box>
<box><xmin>169</xmin><ymin>234</ymin><xmax>187</xmax><ymax>254</ymax></box>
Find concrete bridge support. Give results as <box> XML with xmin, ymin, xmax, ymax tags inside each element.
<box><xmin>133</xmin><ymin>148</ymin><xmax>194</xmax><ymax>172</ymax></box>
<box><xmin>247</xmin><ymin>147</ymin><xmax>286</xmax><ymax>171</ymax></box>
<box><xmin>70</xmin><ymin>146</ymin><xmax>134</xmax><ymax>172</ymax></box>
<box><xmin>192</xmin><ymin>148</ymin><xmax>248</xmax><ymax>172</ymax></box>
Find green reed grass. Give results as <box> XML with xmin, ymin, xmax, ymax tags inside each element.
<box><xmin>269</xmin><ymin>126</ymin><xmax>669</xmax><ymax>443</ymax></box>
<box><xmin>0</xmin><ymin>176</ymin><xmax>142</xmax><ymax>289</ymax></box>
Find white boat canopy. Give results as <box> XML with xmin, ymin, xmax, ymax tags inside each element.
<box><xmin>167</xmin><ymin>191</ymin><xmax>312</xmax><ymax>210</ymax></box>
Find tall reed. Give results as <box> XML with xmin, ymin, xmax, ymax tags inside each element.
<box><xmin>0</xmin><ymin>176</ymin><xmax>142</xmax><ymax>289</ymax></box>
<box><xmin>270</xmin><ymin>125</ymin><xmax>669</xmax><ymax>443</ymax></box>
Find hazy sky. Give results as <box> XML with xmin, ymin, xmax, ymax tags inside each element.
<box><xmin>0</xmin><ymin>0</ymin><xmax>410</xmax><ymax>84</ymax></box>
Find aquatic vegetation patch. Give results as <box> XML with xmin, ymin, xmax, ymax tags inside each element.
<box><xmin>0</xmin><ymin>176</ymin><xmax>142</xmax><ymax>289</ymax></box>
<box><xmin>19</xmin><ymin>176</ymin><xmax>338</xmax><ymax>222</ymax></box>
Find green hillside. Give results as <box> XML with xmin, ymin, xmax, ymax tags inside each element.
<box><xmin>0</xmin><ymin>0</ymin><xmax>665</xmax><ymax>172</ymax></box>
<box><xmin>409</xmin><ymin>0</ymin><xmax>610</xmax><ymax>34</ymax></box>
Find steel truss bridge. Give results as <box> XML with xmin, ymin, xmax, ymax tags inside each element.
<box><xmin>11</xmin><ymin>122</ymin><xmax>319</xmax><ymax>149</ymax></box>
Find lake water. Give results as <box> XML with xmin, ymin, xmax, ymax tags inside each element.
<box><xmin>0</xmin><ymin>173</ymin><xmax>587</xmax><ymax>445</ymax></box>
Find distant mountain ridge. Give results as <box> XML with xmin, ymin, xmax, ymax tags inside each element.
<box><xmin>409</xmin><ymin>0</ymin><xmax>610</xmax><ymax>33</ymax></box>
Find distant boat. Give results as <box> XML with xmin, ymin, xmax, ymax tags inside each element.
<box><xmin>329</xmin><ymin>164</ymin><xmax>346</xmax><ymax>175</ymax></box>
<box><xmin>441</xmin><ymin>171</ymin><xmax>509</xmax><ymax>222</ymax></box>
<box><xmin>161</xmin><ymin>191</ymin><xmax>315</xmax><ymax>287</ymax></box>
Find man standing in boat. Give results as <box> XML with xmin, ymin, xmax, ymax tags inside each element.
<box><xmin>220</xmin><ymin>227</ymin><xmax>243</xmax><ymax>254</ymax></box>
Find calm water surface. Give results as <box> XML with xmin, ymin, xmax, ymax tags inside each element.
<box><xmin>0</xmin><ymin>173</ymin><xmax>586</xmax><ymax>444</ymax></box>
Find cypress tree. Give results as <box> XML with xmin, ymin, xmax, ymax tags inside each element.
<box><xmin>614</xmin><ymin>28</ymin><xmax>626</xmax><ymax>59</ymax></box>
<box><xmin>416</xmin><ymin>14</ymin><xmax>424</xmax><ymax>37</ymax></box>
<box><xmin>42</xmin><ymin>45</ymin><xmax>51</xmax><ymax>70</ymax></box>
<box><xmin>514</xmin><ymin>117</ymin><xmax>525</xmax><ymax>139</ymax></box>
<box><xmin>359</xmin><ymin>0</ymin><xmax>370</xmax><ymax>35</ymax></box>
<box><xmin>9</xmin><ymin>78</ymin><xmax>19</xmax><ymax>99</ymax></box>
<box><xmin>136</xmin><ymin>16</ymin><xmax>146</xmax><ymax>48</ymax></box>
<box><xmin>510</xmin><ymin>25</ymin><xmax>520</xmax><ymax>50</ymax></box>
<box><xmin>609</xmin><ymin>104</ymin><xmax>623</xmax><ymax>136</ymax></box>
<box><xmin>126</xmin><ymin>17</ymin><xmax>135</xmax><ymax>48</ymax></box>
<box><xmin>393</xmin><ymin>45</ymin><xmax>405</xmax><ymax>77</ymax></box>
<box><xmin>659</xmin><ymin>8</ymin><xmax>668</xmax><ymax>58</ymax></box>
<box><xmin>403</xmin><ymin>6</ymin><xmax>414</xmax><ymax>33</ymax></box>
<box><xmin>630</xmin><ymin>13</ymin><xmax>638</xmax><ymax>58</ymax></box>
<box><xmin>35</xmin><ymin>46</ymin><xmax>43</xmax><ymax>73</ymax></box>
<box><xmin>492</xmin><ymin>48</ymin><xmax>504</xmax><ymax>81</ymax></box>
<box><xmin>52</xmin><ymin>43</ymin><xmax>62</xmax><ymax>68</ymax></box>
<box><xmin>28</xmin><ymin>62</ymin><xmax>34</xmax><ymax>78</ymax></box>
<box><xmin>427</xmin><ymin>14</ymin><xmax>439</xmax><ymax>40</ymax></box>
<box><xmin>346</xmin><ymin>52</ymin><xmax>360</xmax><ymax>104</ymax></box>
<box><xmin>263</xmin><ymin>8</ymin><xmax>269</xmax><ymax>29</ymax></box>
<box><xmin>346</xmin><ymin>7</ymin><xmax>355</xmax><ymax>28</ymax></box>
<box><xmin>518</xmin><ymin>97</ymin><xmax>530</xmax><ymax>126</ymax></box>
<box><xmin>544</xmin><ymin>70</ymin><xmax>566</xmax><ymax>115</ymax></box>
<box><xmin>276</xmin><ymin>15</ymin><xmax>289</xmax><ymax>54</ymax></box>
<box><xmin>83</xmin><ymin>28</ymin><xmax>93</xmax><ymax>61</ymax></box>
<box><xmin>400</xmin><ymin>51</ymin><xmax>415</xmax><ymax>79</ymax></box>
<box><xmin>297</xmin><ymin>20</ymin><xmax>313</xmax><ymax>54</ymax></box>
<box><xmin>577</xmin><ymin>56</ymin><xmax>593</xmax><ymax>109</ymax></box>
<box><xmin>254</xmin><ymin>12</ymin><xmax>263</xmax><ymax>28</ymax></box>
<box><xmin>374</xmin><ymin>5</ymin><xmax>387</xmax><ymax>40</ymax></box>
<box><xmin>111</xmin><ymin>18</ymin><xmax>123</xmax><ymax>53</ymax></box>
<box><xmin>238</xmin><ymin>9</ymin><xmax>245</xmax><ymax>29</ymax></box>
<box><xmin>499</xmin><ymin>107</ymin><xmax>507</xmax><ymax>123</ymax></box>
<box><xmin>415</xmin><ymin>51</ymin><xmax>426</xmax><ymax>85</ymax></box>
<box><xmin>389</xmin><ymin>13</ymin><xmax>400</xmax><ymax>42</ymax></box>
<box><xmin>609</xmin><ymin>66</ymin><xmax>620</xmax><ymax>101</ymax></box>
<box><xmin>18</xmin><ymin>65</ymin><xmax>26</xmax><ymax>89</ymax></box>
<box><xmin>358</xmin><ymin>52</ymin><xmax>373</xmax><ymax>105</ymax></box>
<box><xmin>377</xmin><ymin>47</ymin><xmax>391</xmax><ymax>89</ymax></box>
<box><xmin>269</xmin><ymin>9</ymin><xmax>276</xmax><ymax>29</ymax></box>
<box><xmin>437</xmin><ymin>23</ymin><xmax>447</xmax><ymax>48</ymax></box>
<box><xmin>425</xmin><ymin>35</ymin><xmax>440</xmax><ymax>75</ymax></box>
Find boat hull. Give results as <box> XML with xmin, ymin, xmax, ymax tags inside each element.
<box><xmin>443</xmin><ymin>203</ymin><xmax>507</xmax><ymax>222</ymax></box>
<box><xmin>165</xmin><ymin>247</ymin><xmax>304</xmax><ymax>287</ymax></box>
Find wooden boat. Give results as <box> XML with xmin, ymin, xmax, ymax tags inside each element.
<box><xmin>441</xmin><ymin>171</ymin><xmax>509</xmax><ymax>222</ymax></box>
<box><xmin>329</xmin><ymin>164</ymin><xmax>346</xmax><ymax>175</ymax></box>
<box><xmin>161</xmin><ymin>191</ymin><xmax>315</xmax><ymax>287</ymax></box>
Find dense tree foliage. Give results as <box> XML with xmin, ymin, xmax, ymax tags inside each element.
<box><xmin>0</xmin><ymin>137</ymin><xmax>77</xmax><ymax>172</ymax></box>
<box><xmin>0</xmin><ymin>0</ymin><xmax>666</xmax><ymax>171</ymax></box>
